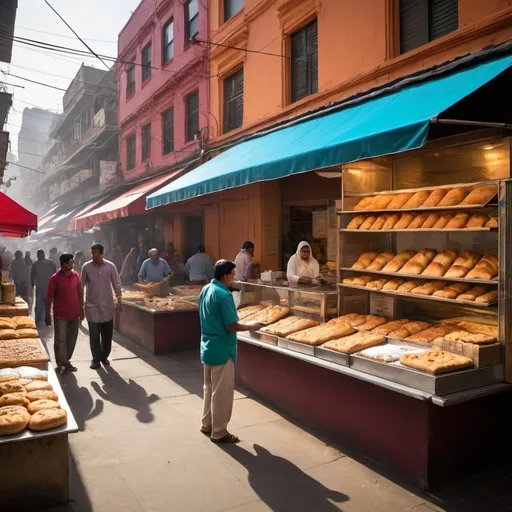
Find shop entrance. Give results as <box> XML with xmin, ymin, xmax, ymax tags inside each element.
<box><xmin>184</xmin><ymin>215</ymin><xmax>203</xmax><ymax>261</ymax></box>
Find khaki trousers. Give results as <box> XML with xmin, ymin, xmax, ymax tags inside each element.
<box><xmin>202</xmin><ymin>358</ymin><xmax>235</xmax><ymax>440</ymax></box>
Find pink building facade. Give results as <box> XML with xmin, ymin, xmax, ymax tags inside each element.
<box><xmin>117</xmin><ymin>0</ymin><xmax>209</xmax><ymax>181</ymax></box>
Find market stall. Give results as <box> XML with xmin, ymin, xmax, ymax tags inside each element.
<box><xmin>114</xmin><ymin>285</ymin><xmax>202</xmax><ymax>354</ymax></box>
<box><xmin>0</xmin><ymin>191</ymin><xmax>37</xmax><ymax>237</ymax></box>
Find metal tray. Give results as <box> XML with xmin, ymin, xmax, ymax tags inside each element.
<box><xmin>350</xmin><ymin>355</ymin><xmax>503</xmax><ymax>396</ymax></box>
<box><xmin>341</xmin><ymin>227</ymin><xmax>497</xmax><ymax>233</ymax></box>
<box><xmin>314</xmin><ymin>346</ymin><xmax>350</xmax><ymax>366</ymax></box>
<box><xmin>338</xmin><ymin>203</ymin><xmax>497</xmax><ymax>215</ymax></box>
<box><xmin>277</xmin><ymin>337</ymin><xmax>316</xmax><ymax>356</ymax></box>
<box><xmin>250</xmin><ymin>331</ymin><xmax>278</xmax><ymax>346</ymax></box>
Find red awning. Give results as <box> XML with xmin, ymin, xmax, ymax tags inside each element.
<box><xmin>70</xmin><ymin>172</ymin><xmax>181</xmax><ymax>231</ymax></box>
<box><xmin>0</xmin><ymin>192</ymin><xmax>38</xmax><ymax>237</ymax></box>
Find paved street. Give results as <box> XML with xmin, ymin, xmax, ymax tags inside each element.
<box><xmin>37</xmin><ymin>323</ymin><xmax>511</xmax><ymax>512</ymax></box>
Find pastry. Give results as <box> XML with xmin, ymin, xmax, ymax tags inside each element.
<box><xmin>457</xmin><ymin>286</ymin><xmax>487</xmax><ymax>301</ymax></box>
<box><xmin>485</xmin><ymin>217</ymin><xmax>498</xmax><ymax>228</ymax></box>
<box><xmin>382</xmin><ymin>250</ymin><xmax>416</xmax><ymax>272</ymax></box>
<box><xmin>286</xmin><ymin>320</ymin><xmax>355</xmax><ymax>345</ymax></box>
<box><xmin>357</xmin><ymin>315</ymin><xmax>387</xmax><ymax>331</ymax></box>
<box><xmin>18</xmin><ymin>379</ymin><xmax>32</xmax><ymax>386</ymax></box>
<box><xmin>382</xmin><ymin>214</ymin><xmax>400</xmax><ymax>230</ymax></box>
<box><xmin>358</xmin><ymin>344</ymin><xmax>426</xmax><ymax>363</ymax></box>
<box><xmin>444</xmin><ymin>251</ymin><xmax>482</xmax><ymax>278</ymax></box>
<box><xmin>322</xmin><ymin>332</ymin><xmax>386</xmax><ymax>354</ymax></box>
<box><xmin>437</xmin><ymin>187</ymin><xmax>469</xmax><ymax>207</ymax></box>
<box><xmin>15</xmin><ymin>367</ymin><xmax>48</xmax><ymax>381</ymax></box>
<box><xmin>27</xmin><ymin>399</ymin><xmax>61</xmax><ymax>414</ymax></box>
<box><xmin>242</xmin><ymin>306</ymin><xmax>289</xmax><ymax>325</ymax></box>
<box><xmin>410</xmin><ymin>281</ymin><xmax>446</xmax><ymax>296</ymax></box>
<box><xmin>353</xmin><ymin>196</ymin><xmax>375</xmax><ymax>211</ymax></box>
<box><xmin>402</xmin><ymin>190</ymin><xmax>431</xmax><ymax>209</ymax></box>
<box><xmin>422</xmin><ymin>249</ymin><xmax>459</xmax><ymax>277</ymax></box>
<box><xmin>396</xmin><ymin>281</ymin><xmax>420</xmax><ymax>293</ymax></box>
<box><xmin>399</xmin><ymin>347</ymin><xmax>473</xmax><ymax>374</ymax></box>
<box><xmin>446</xmin><ymin>213</ymin><xmax>470</xmax><ymax>229</ymax></box>
<box><xmin>352</xmin><ymin>252</ymin><xmax>378</xmax><ymax>270</ymax></box>
<box><xmin>372</xmin><ymin>194</ymin><xmax>396</xmax><ymax>210</ymax></box>
<box><xmin>352</xmin><ymin>276</ymin><xmax>373</xmax><ymax>286</ymax></box>
<box><xmin>405</xmin><ymin>325</ymin><xmax>458</xmax><ymax>344</ymax></box>
<box><xmin>0</xmin><ymin>381</ymin><xmax>26</xmax><ymax>396</ymax></box>
<box><xmin>0</xmin><ymin>329</ymin><xmax>19</xmax><ymax>340</ymax></box>
<box><xmin>26</xmin><ymin>390</ymin><xmax>59</xmax><ymax>402</ymax></box>
<box><xmin>460</xmin><ymin>184</ymin><xmax>497</xmax><ymax>206</ymax></box>
<box><xmin>371</xmin><ymin>319</ymin><xmax>410</xmax><ymax>335</ymax></box>
<box><xmin>388</xmin><ymin>321</ymin><xmax>430</xmax><ymax>339</ymax></box>
<box><xmin>0</xmin><ymin>405</ymin><xmax>30</xmax><ymax>435</ymax></box>
<box><xmin>366</xmin><ymin>278</ymin><xmax>388</xmax><ymax>290</ymax></box>
<box><xmin>475</xmin><ymin>290</ymin><xmax>498</xmax><ymax>303</ymax></box>
<box><xmin>369</xmin><ymin>215</ymin><xmax>388</xmax><ymax>230</ymax></box>
<box><xmin>386</xmin><ymin>193</ymin><xmax>414</xmax><ymax>210</ymax></box>
<box><xmin>0</xmin><ymin>339</ymin><xmax>50</xmax><ymax>368</ymax></box>
<box><xmin>382</xmin><ymin>278</ymin><xmax>405</xmax><ymax>290</ymax></box>
<box><xmin>237</xmin><ymin>305</ymin><xmax>267</xmax><ymax>320</ymax></box>
<box><xmin>0</xmin><ymin>369</ymin><xmax>19</xmax><ymax>383</ymax></box>
<box><xmin>359</xmin><ymin>215</ymin><xmax>378</xmax><ymax>230</ymax></box>
<box><xmin>261</xmin><ymin>317</ymin><xmax>319</xmax><ymax>337</ymax></box>
<box><xmin>408</xmin><ymin>213</ymin><xmax>430</xmax><ymax>229</ymax></box>
<box><xmin>400</xmin><ymin>249</ymin><xmax>437</xmax><ymax>275</ymax></box>
<box><xmin>0</xmin><ymin>393</ymin><xmax>29</xmax><ymax>408</ymax></box>
<box><xmin>0</xmin><ymin>318</ymin><xmax>15</xmax><ymax>330</ymax></box>
<box><xmin>466</xmin><ymin>254</ymin><xmax>498</xmax><ymax>279</ymax></box>
<box><xmin>347</xmin><ymin>215</ymin><xmax>367</xmax><ymax>229</ymax></box>
<box><xmin>433</xmin><ymin>282</ymin><xmax>469</xmax><ymax>299</ymax></box>
<box><xmin>422</xmin><ymin>189</ymin><xmax>447</xmax><ymax>208</ymax></box>
<box><xmin>421</xmin><ymin>213</ymin><xmax>440</xmax><ymax>229</ymax></box>
<box><xmin>16</xmin><ymin>329</ymin><xmax>38</xmax><ymax>339</ymax></box>
<box><xmin>444</xmin><ymin>331</ymin><xmax>497</xmax><ymax>344</ymax></box>
<box><xmin>466</xmin><ymin>214</ymin><xmax>490</xmax><ymax>228</ymax></box>
<box><xmin>24</xmin><ymin>381</ymin><xmax>53</xmax><ymax>393</ymax></box>
<box><xmin>29</xmin><ymin>408</ymin><xmax>67</xmax><ymax>432</ymax></box>
<box><xmin>432</xmin><ymin>213</ymin><xmax>454</xmax><ymax>229</ymax></box>
<box><xmin>343</xmin><ymin>277</ymin><xmax>355</xmax><ymax>285</ymax></box>
<box><xmin>367</xmin><ymin>252</ymin><xmax>394</xmax><ymax>270</ymax></box>
<box><xmin>11</xmin><ymin>316</ymin><xmax>36</xmax><ymax>329</ymax></box>
<box><xmin>338</xmin><ymin>313</ymin><xmax>368</xmax><ymax>327</ymax></box>
<box><xmin>393</xmin><ymin>213</ymin><xmax>415</xmax><ymax>229</ymax></box>
<box><xmin>446</xmin><ymin>321</ymin><xmax>498</xmax><ymax>338</ymax></box>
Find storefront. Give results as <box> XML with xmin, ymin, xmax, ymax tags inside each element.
<box><xmin>145</xmin><ymin>49</ymin><xmax>512</xmax><ymax>488</ymax></box>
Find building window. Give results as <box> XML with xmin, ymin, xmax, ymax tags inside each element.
<box><xmin>399</xmin><ymin>0</ymin><xmax>458</xmax><ymax>54</ymax></box>
<box><xmin>224</xmin><ymin>0</ymin><xmax>243</xmax><ymax>22</ymax></box>
<box><xmin>163</xmin><ymin>20</ymin><xmax>174</xmax><ymax>64</ymax></box>
<box><xmin>126</xmin><ymin>65</ymin><xmax>135</xmax><ymax>97</ymax></box>
<box><xmin>185</xmin><ymin>90</ymin><xmax>199</xmax><ymax>141</ymax></box>
<box><xmin>142</xmin><ymin>43</ymin><xmax>152</xmax><ymax>81</ymax></box>
<box><xmin>290</xmin><ymin>20</ymin><xmax>318</xmax><ymax>104</ymax></box>
<box><xmin>126</xmin><ymin>134</ymin><xmax>136</xmax><ymax>171</ymax></box>
<box><xmin>163</xmin><ymin>108</ymin><xmax>174</xmax><ymax>154</ymax></box>
<box><xmin>185</xmin><ymin>0</ymin><xmax>199</xmax><ymax>42</ymax></box>
<box><xmin>223</xmin><ymin>68</ymin><xmax>244</xmax><ymax>133</ymax></box>
<box><xmin>142</xmin><ymin>123</ymin><xmax>151</xmax><ymax>162</ymax></box>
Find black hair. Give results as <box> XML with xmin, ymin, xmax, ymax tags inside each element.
<box><xmin>14</xmin><ymin>250</ymin><xmax>23</xmax><ymax>259</ymax></box>
<box><xmin>214</xmin><ymin>259</ymin><xmax>236</xmax><ymax>280</ymax></box>
<box><xmin>197</xmin><ymin>245</ymin><xmax>205</xmax><ymax>253</ymax></box>
<box><xmin>91</xmin><ymin>243</ymin><xmax>104</xmax><ymax>254</ymax></box>
<box><xmin>60</xmin><ymin>253</ymin><xmax>74</xmax><ymax>265</ymax></box>
<box><xmin>50</xmin><ymin>247</ymin><xmax>57</xmax><ymax>253</ymax></box>
<box><xmin>37</xmin><ymin>249</ymin><xmax>45</xmax><ymax>259</ymax></box>
<box><xmin>242</xmin><ymin>241</ymin><xmax>254</xmax><ymax>250</ymax></box>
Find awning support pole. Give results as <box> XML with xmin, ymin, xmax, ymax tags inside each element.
<box><xmin>431</xmin><ymin>117</ymin><xmax>512</xmax><ymax>130</ymax></box>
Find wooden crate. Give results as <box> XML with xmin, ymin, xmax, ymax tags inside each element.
<box><xmin>433</xmin><ymin>338</ymin><xmax>501</xmax><ymax>368</ymax></box>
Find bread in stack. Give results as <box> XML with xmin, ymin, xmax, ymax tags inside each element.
<box><xmin>466</xmin><ymin>214</ymin><xmax>490</xmax><ymax>228</ymax></box>
<box><xmin>437</xmin><ymin>187</ymin><xmax>468</xmax><ymax>207</ymax></box>
<box><xmin>393</xmin><ymin>213</ymin><xmax>415</xmax><ymax>229</ymax></box>
<box><xmin>408</xmin><ymin>213</ymin><xmax>429</xmax><ymax>229</ymax></box>
<box><xmin>367</xmin><ymin>252</ymin><xmax>394</xmax><ymax>270</ymax></box>
<box><xmin>12</xmin><ymin>317</ymin><xmax>36</xmax><ymax>329</ymax></box>
<box><xmin>0</xmin><ymin>381</ymin><xmax>26</xmax><ymax>396</ymax></box>
<box><xmin>421</xmin><ymin>213</ymin><xmax>441</xmax><ymax>229</ymax></box>
<box><xmin>352</xmin><ymin>252</ymin><xmax>378</xmax><ymax>270</ymax></box>
<box><xmin>456</xmin><ymin>286</ymin><xmax>487</xmax><ymax>301</ymax></box>
<box><xmin>369</xmin><ymin>215</ymin><xmax>387</xmax><ymax>230</ymax></box>
<box><xmin>432</xmin><ymin>214</ymin><xmax>454</xmax><ymax>229</ymax></box>
<box><xmin>422</xmin><ymin>249</ymin><xmax>459</xmax><ymax>277</ymax></box>
<box><xmin>410</xmin><ymin>281</ymin><xmax>446</xmax><ymax>296</ymax></box>
<box><xmin>347</xmin><ymin>215</ymin><xmax>367</xmax><ymax>229</ymax></box>
<box><xmin>399</xmin><ymin>249</ymin><xmax>437</xmax><ymax>275</ymax></box>
<box><xmin>26</xmin><ymin>390</ymin><xmax>58</xmax><ymax>402</ymax></box>
<box><xmin>446</xmin><ymin>213</ymin><xmax>470</xmax><ymax>229</ymax></box>
<box><xmin>24</xmin><ymin>381</ymin><xmax>53</xmax><ymax>392</ymax></box>
<box><xmin>466</xmin><ymin>254</ymin><xmax>498</xmax><ymax>279</ymax></box>
<box><xmin>382</xmin><ymin>250</ymin><xmax>415</xmax><ymax>272</ymax></box>
<box><xmin>0</xmin><ymin>318</ymin><xmax>15</xmax><ymax>330</ymax></box>
<box><xmin>460</xmin><ymin>184</ymin><xmax>497</xmax><ymax>206</ymax></box>
<box><xmin>0</xmin><ymin>330</ymin><xmax>19</xmax><ymax>340</ymax></box>
<box><xmin>382</xmin><ymin>213</ymin><xmax>400</xmax><ymax>229</ymax></box>
<box><xmin>444</xmin><ymin>250</ymin><xmax>481</xmax><ymax>278</ymax></box>
<box><xmin>0</xmin><ymin>393</ymin><xmax>29</xmax><ymax>408</ymax></box>
<box><xmin>359</xmin><ymin>215</ymin><xmax>377</xmax><ymax>230</ymax></box>
<box><xmin>433</xmin><ymin>282</ymin><xmax>469</xmax><ymax>299</ymax></box>
<box><xmin>422</xmin><ymin>189</ymin><xmax>447</xmax><ymax>207</ymax></box>
<box><xmin>387</xmin><ymin>193</ymin><xmax>414</xmax><ymax>210</ymax></box>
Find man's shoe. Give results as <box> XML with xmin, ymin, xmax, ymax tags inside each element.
<box><xmin>102</xmin><ymin>359</ymin><xmax>110</xmax><ymax>366</ymax></box>
<box><xmin>90</xmin><ymin>361</ymin><xmax>101</xmax><ymax>369</ymax></box>
<box><xmin>65</xmin><ymin>363</ymin><xmax>78</xmax><ymax>372</ymax></box>
<box><xmin>57</xmin><ymin>366</ymin><xmax>66</xmax><ymax>375</ymax></box>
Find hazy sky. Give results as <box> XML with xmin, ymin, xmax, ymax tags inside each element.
<box><xmin>5</xmin><ymin>0</ymin><xmax>141</xmax><ymax>155</ymax></box>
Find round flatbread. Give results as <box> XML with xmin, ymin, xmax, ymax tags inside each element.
<box><xmin>0</xmin><ymin>405</ymin><xmax>30</xmax><ymax>435</ymax></box>
<box><xmin>0</xmin><ymin>374</ymin><xmax>20</xmax><ymax>383</ymax></box>
<box><xmin>11</xmin><ymin>316</ymin><xmax>36</xmax><ymax>329</ymax></box>
<box><xmin>0</xmin><ymin>393</ymin><xmax>30</xmax><ymax>408</ymax></box>
<box><xmin>27</xmin><ymin>399</ymin><xmax>60</xmax><ymax>414</ymax></box>
<box><xmin>24</xmin><ymin>381</ymin><xmax>53</xmax><ymax>393</ymax></box>
<box><xmin>29</xmin><ymin>408</ymin><xmax>67</xmax><ymax>431</ymax></box>
<box><xmin>26</xmin><ymin>390</ymin><xmax>58</xmax><ymax>403</ymax></box>
<box><xmin>16</xmin><ymin>328</ymin><xmax>38</xmax><ymax>339</ymax></box>
<box><xmin>0</xmin><ymin>381</ymin><xmax>26</xmax><ymax>396</ymax></box>
<box><xmin>18</xmin><ymin>378</ymin><xmax>32</xmax><ymax>386</ymax></box>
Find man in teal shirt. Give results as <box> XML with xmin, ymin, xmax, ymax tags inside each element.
<box><xmin>199</xmin><ymin>259</ymin><xmax>261</xmax><ymax>443</ymax></box>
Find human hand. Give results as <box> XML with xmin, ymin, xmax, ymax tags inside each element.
<box><xmin>116</xmin><ymin>302</ymin><xmax>123</xmax><ymax>313</ymax></box>
<box><xmin>246</xmin><ymin>321</ymin><xmax>263</xmax><ymax>332</ymax></box>
<box><xmin>45</xmin><ymin>315</ymin><xmax>52</xmax><ymax>327</ymax></box>
<box><xmin>80</xmin><ymin>308</ymin><xmax>85</xmax><ymax>321</ymax></box>
<box><xmin>298</xmin><ymin>277</ymin><xmax>312</xmax><ymax>284</ymax></box>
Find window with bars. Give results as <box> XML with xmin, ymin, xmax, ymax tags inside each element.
<box><xmin>126</xmin><ymin>134</ymin><xmax>136</xmax><ymax>171</ymax></box>
<box><xmin>399</xmin><ymin>0</ymin><xmax>458</xmax><ymax>54</ymax></box>
<box><xmin>185</xmin><ymin>0</ymin><xmax>199</xmax><ymax>42</ymax></box>
<box><xmin>142</xmin><ymin>123</ymin><xmax>151</xmax><ymax>162</ymax></box>
<box><xmin>126</xmin><ymin>65</ymin><xmax>135</xmax><ymax>97</ymax></box>
<box><xmin>142</xmin><ymin>43</ymin><xmax>152</xmax><ymax>81</ymax></box>
<box><xmin>223</xmin><ymin>68</ymin><xmax>244</xmax><ymax>133</ymax></box>
<box><xmin>163</xmin><ymin>20</ymin><xmax>174</xmax><ymax>64</ymax></box>
<box><xmin>290</xmin><ymin>20</ymin><xmax>318</xmax><ymax>104</ymax></box>
<box><xmin>186</xmin><ymin>90</ymin><xmax>199</xmax><ymax>141</ymax></box>
<box><xmin>163</xmin><ymin>108</ymin><xmax>174</xmax><ymax>154</ymax></box>
<box><xmin>224</xmin><ymin>0</ymin><xmax>243</xmax><ymax>22</ymax></box>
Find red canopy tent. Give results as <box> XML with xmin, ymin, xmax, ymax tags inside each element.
<box><xmin>0</xmin><ymin>192</ymin><xmax>38</xmax><ymax>238</ymax></box>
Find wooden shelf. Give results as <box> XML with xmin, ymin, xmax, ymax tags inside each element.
<box><xmin>340</xmin><ymin>227</ymin><xmax>497</xmax><ymax>233</ymax></box>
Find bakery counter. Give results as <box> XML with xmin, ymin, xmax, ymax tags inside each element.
<box><xmin>114</xmin><ymin>300</ymin><xmax>200</xmax><ymax>354</ymax></box>
<box><xmin>236</xmin><ymin>334</ymin><xmax>512</xmax><ymax>489</ymax></box>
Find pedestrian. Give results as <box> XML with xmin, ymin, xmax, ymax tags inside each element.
<box><xmin>24</xmin><ymin>251</ymin><xmax>33</xmax><ymax>266</ymax></box>
<box><xmin>184</xmin><ymin>245</ymin><xmax>214</xmax><ymax>285</ymax></box>
<box><xmin>108</xmin><ymin>244</ymin><xmax>124</xmax><ymax>273</ymax></box>
<box><xmin>49</xmin><ymin>247</ymin><xmax>60</xmax><ymax>266</ymax></box>
<box><xmin>234</xmin><ymin>241</ymin><xmax>255</xmax><ymax>281</ymax></box>
<box><xmin>199</xmin><ymin>259</ymin><xmax>261</xmax><ymax>443</ymax></box>
<box><xmin>120</xmin><ymin>247</ymin><xmax>137</xmax><ymax>286</ymax></box>
<box><xmin>10</xmin><ymin>250</ymin><xmax>31</xmax><ymax>303</ymax></box>
<box><xmin>0</xmin><ymin>245</ymin><xmax>12</xmax><ymax>272</ymax></box>
<box><xmin>138</xmin><ymin>248</ymin><xmax>172</xmax><ymax>283</ymax></box>
<box><xmin>74</xmin><ymin>251</ymin><xmax>86</xmax><ymax>275</ymax></box>
<box><xmin>45</xmin><ymin>253</ymin><xmax>84</xmax><ymax>375</ymax></box>
<box><xmin>80</xmin><ymin>243</ymin><xmax>122</xmax><ymax>369</ymax></box>
<box><xmin>164</xmin><ymin>242</ymin><xmax>185</xmax><ymax>285</ymax></box>
<box><xmin>31</xmin><ymin>249</ymin><xmax>57</xmax><ymax>325</ymax></box>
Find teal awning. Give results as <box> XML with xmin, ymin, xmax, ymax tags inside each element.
<box><xmin>147</xmin><ymin>54</ymin><xmax>512</xmax><ymax>209</ymax></box>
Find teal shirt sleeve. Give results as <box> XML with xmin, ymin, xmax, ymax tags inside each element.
<box><xmin>221</xmin><ymin>294</ymin><xmax>239</xmax><ymax>327</ymax></box>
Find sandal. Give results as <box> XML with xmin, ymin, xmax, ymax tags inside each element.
<box><xmin>200</xmin><ymin>428</ymin><xmax>211</xmax><ymax>436</ymax></box>
<box><xmin>211</xmin><ymin>433</ymin><xmax>240</xmax><ymax>444</ymax></box>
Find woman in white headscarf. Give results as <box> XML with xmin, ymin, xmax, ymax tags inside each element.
<box><xmin>287</xmin><ymin>241</ymin><xmax>320</xmax><ymax>285</ymax></box>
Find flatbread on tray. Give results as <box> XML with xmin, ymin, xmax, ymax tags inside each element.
<box><xmin>322</xmin><ymin>332</ymin><xmax>386</xmax><ymax>354</ymax></box>
<box><xmin>261</xmin><ymin>316</ymin><xmax>319</xmax><ymax>337</ymax></box>
<box><xmin>0</xmin><ymin>339</ymin><xmax>50</xmax><ymax>368</ymax></box>
<box><xmin>286</xmin><ymin>319</ymin><xmax>355</xmax><ymax>346</ymax></box>
<box><xmin>236</xmin><ymin>305</ymin><xmax>268</xmax><ymax>320</ymax></box>
<box><xmin>399</xmin><ymin>347</ymin><xmax>473</xmax><ymax>374</ymax></box>
<box><xmin>241</xmin><ymin>305</ymin><xmax>289</xmax><ymax>325</ymax></box>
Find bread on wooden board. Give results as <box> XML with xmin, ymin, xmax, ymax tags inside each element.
<box><xmin>382</xmin><ymin>250</ymin><xmax>415</xmax><ymax>272</ymax></box>
<box><xmin>437</xmin><ymin>187</ymin><xmax>469</xmax><ymax>207</ymax></box>
<box><xmin>386</xmin><ymin>193</ymin><xmax>414</xmax><ymax>210</ymax></box>
<box><xmin>460</xmin><ymin>184</ymin><xmax>497</xmax><ymax>206</ymax></box>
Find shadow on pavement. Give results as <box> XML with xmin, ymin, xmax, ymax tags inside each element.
<box><xmin>91</xmin><ymin>365</ymin><xmax>160</xmax><ymax>423</ymax></box>
<box><xmin>221</xmin><ymin>444</ymin><xmax>349</xmax><ymax>512</ymax></box>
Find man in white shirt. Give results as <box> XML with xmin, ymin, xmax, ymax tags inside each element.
<box><xmin>234</xmin><ymin>241</ymin><xmax>255</xmax><ymax>281</ymax></box>
<box><xmin>185</xmin><ymin>245</ymin><xmax>214</xmax><ymax>284</ymax></box>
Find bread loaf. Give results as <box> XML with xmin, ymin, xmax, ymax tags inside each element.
<box><xmin>466</xmin><ymin>214</ymin><xmax>490</xmax><ymax>228</ymax></box>
<box><xmin>367</xmin><ymin>252</ymin><xmax>394</xmax><ymax>270</ymax></box>
<box><xmin>372</xmin><ymin>194</ymin><xmax>396</xmax><ymax>210</ymax></box>
<box><xmin>433</xmin><ymin>282</ymin><xmax>469</xmax><ymax>299</ymax></box>
<box><xmin>422</xmin><ymin>249</ymin><xmax>458</xmax><ymax>277</ymax></box>
<box><xmin>352</xmin><ymin>276</ymin><xmax>373</xmax><ymax>286</ymax></box>
<box><xmin>382</xmin><ymin>278</ymin><xmax>406</xmax><ymax>290</ymax></box>
<box><xmin>444</xmin><ymin>251</ymin><xmax>482</xmax><ymax>278</ymax></box>
<box><xmin>405</xmin><ymin>325</ymin><xmax>458</xmax><ymax>344</ymax></box>
<box><xmin>402</xmin><ymin>191</ymin><xmax>431</xmax><ymax>209</ymax></box>
<box><xmin>352</xmin><ymin>252</ymin><xmax>378</xmax><ymax>270</ymax></box>
<box><xmin>386</xmin><ymin>193</ymin><xmax>414</xmax><ymax>210</ymax></box>
<box><xmin>432</xmin><ymin>213</ymin><xmax>454</xmax><ymax>229</ymax></box>
<box><xmin>0</xmin><ymin>406</ymin><xmax>30</xmax><ymax>436</ymax></box>
<box><xmin>421</xmin><ymin>213</ymin><xmax>441</xmax><ymax>229</ymax></box>
<box><xmin>347</xmin><ymin>215</ymin><xmax>367</xmax><ymax>230</ymax></box>
<box><xmin>29</xmin><ymin>408</ymin><xmax>67</xmax><ymax>432</ymax></box>
<box><xmin>460</xmin><ymin>184</ymin><xmax>497</xmax><ymax>206</ymax></box>
<box><xmin>400</xmin><ymin>249</ymin><xmax>437</xmax><ymax>275</ymax></box>
<box><xmin>475</xmin><ymin>290</ymin><xmax>498</xmax><ymax>303</ymax></box>
<box><xmin>359</xmin><ymin>215</ymin><xmax>377</xmax><ymax>230</ymax></box>
<box><xmin>446</xmin><ymin>213</ymin><xmax>470</xmax><ymax>229</ymax></box>
<box><xmin>466</xmin><ymin>254</ymin><xmax>498</xmax><ymax>279</ymax></box>
<box><xmin>382</xmin><ymin>250</ymin><xmax>416</xmax><ymax>272</ymax></box>
<box><xmin>437</xmin><ymin>187</ymin><xmax>468</xmax><ymax>207</ymax></box>
<box><xmin>343</xmin><ymin>277</ymin><xmax>355</xmax><ymax>285</ymax></box>
<box><xmin>357</xmin><ymin>315</ymin><xmax>387</xmax><ymax>331</ymax></box>
<box><xmin>369</xmin><ymin>215</ymin><xmax>387</xmax><ymax>230</ymax></box>
<box><xmin>338</xmin><ymin>313</ymin><xmax>368</xmax><ymax>327</ymax></box>
<box><xmin>353</xmin><ymin>196</ymin><xmax>374</xmax><ymax>211</ymax></box>
<box><xmin>396</xmin><ymin>281</ymin><xmax>420</xmax><ymax>293</ymax></box>
<box><xmin>382</xmin><ymin>213</ymin><xmax>400</xmax><ymax>230</ymax></box>
<box><xmin>411</xmin><ymin>281</ymin><xmax>446</xmax><ymax>295</ymax></box>
<box><xmin>366</xmin><ymin>278</ymin><xmax>388</xmax><ymax>290</ymax></box>
<box><xmin>422</xmin><ymin>189</ymin><xmax>447</xmax><ymax>208</ymax></box>
<box><xmin>408</xmin><ymin>213</ymin><xmax>429</xmax><ymax>229</ymax></box>
<box><xmin>456</xmin><ymin>286</ymin><xmax>487</xmax><ymax>301</ymax></box>
<box><xmin>485</xmin><ymin>217</ymin><xmax>498</xmax><ymax>228</ymax></box>
<box><xmin>371</xmin><ymin>319</ymin><xmax>410</xmax><ymax>335</ymax></box>
<box><xmin>389</xmin><ymin>321</ymin><xmax>430</xmax><ymax>339</ymax></box>
<box><xmin>393</xmin><ymin>213</ymin><xmax>415</xmax><ymax>229</ymax></box>
<box><xmin>28</xmin><ymin>399</ymin><xmax>61</xmax><ymax>414</ymax></box>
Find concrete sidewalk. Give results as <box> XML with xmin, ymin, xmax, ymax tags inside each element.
<box><xmin>38</xmin><ymin>323</ymin><xmax>511</xmax><ymax>512</ymax></box>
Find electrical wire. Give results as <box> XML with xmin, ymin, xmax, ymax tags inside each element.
<box><xmin>3</xmin><ymin>72</ymin><xmax>67</xmax><ymax>92</ymax></box>
<box><xmin>15</xmin><ymin>25</ymin><xmax>118</xmax><ymax>44</ymax></box>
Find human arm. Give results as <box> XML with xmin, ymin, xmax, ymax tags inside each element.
<box><xmin>286</xmin><ymin>256</ymin><xmax>310</xmax><ymax>284</ymax></box>
<box><xmin>221</xmin><ymin>295</ymin><xmax>261</xmax><ymax>332</ymax></box>
<box><xmin>44</xmin><ymin>275</ymin><xmax>56</xmax><ymax>326</ymax></box>
<box><xmin>162</xmin><ymin>259</ymin><xmax>172</xmax><ymax>279</ymax></box>
<box><xmin>111</xmin><ymin>264</ymin><xmax>123</xmax><ymax>311</ymax></box>
<box><xmin>77</xmin><ymin>273</ymin><xmax>85</xmax><ymax>320</ymax></box>
<box><xmin>30</xmin><ymin>263</ymin><xmax>36</xmax><ymax>288</ymax></box>
<box><xmin>138</xmin><ymin>260</ymin><xmax>147</xmax><ymax>282</ymax></box>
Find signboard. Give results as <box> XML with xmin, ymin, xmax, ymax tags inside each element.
<box><xmin>370</xmin><ymin>294</ymin><xmax>395</xmax><ymax>318</ymax></box>
<box><xmin>99</xmin><ymin>160</ymin><xmax>120</xmax><ymax>190</ymax></box>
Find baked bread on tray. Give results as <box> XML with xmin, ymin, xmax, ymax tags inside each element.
<box><xmin>322</xmin><ymin>332</ymin><xmax>386</xmax><ymax>354</ymax></box>
<box><xmin>286</xmin><ymin>319</ymin><xmax>355</xmax><ymax>346</ymax></box>
<box><xmin>399</xmin><ymin>347</ymin><xmax>473</xmax><ymax>374</ymax></box>
<box><xmin>261</xmin><ymin>316</ymin><xmax>319</xmax><ymax>337</ymax></box>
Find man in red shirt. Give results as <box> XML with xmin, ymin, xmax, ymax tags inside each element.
<box><xmin>45</xmin><ymin>253</ymin><xmax>84</xmax><ymax>375</ymax></box>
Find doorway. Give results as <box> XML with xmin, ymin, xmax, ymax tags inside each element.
<box><xmin>184</xmin><ymin>215</ymin><xmax>204</xmax><ymax>261</ymax></box>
